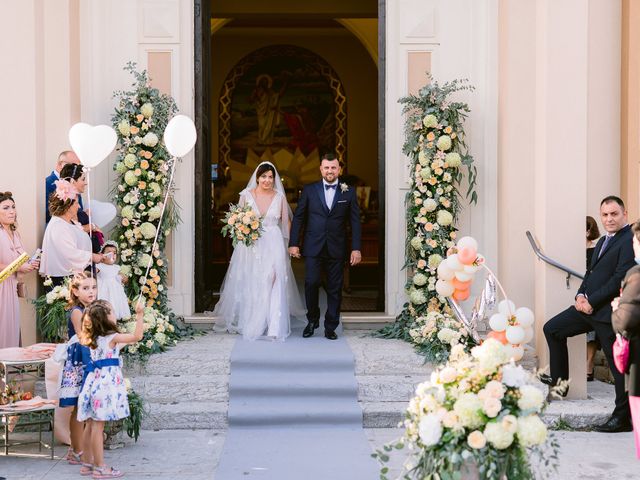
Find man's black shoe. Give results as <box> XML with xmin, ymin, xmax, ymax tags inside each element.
<box><xmin>324</xmin><ymin>330</ymin><xmax>338</xmax><ymax>340</ymax></box>
<box><xmin>593</xmin><ymin>416</ymin><xmax>633</xmax><ymax>433</ymax></box>
<box><xmin>303</xmin><ymin>320</ymin><xmax>319</xmax><ymax>338</ymax></box>
<box><xmin>539</xmin><ymin>373</ymin><xmax>554</xmax><ymax>386</ymax></box>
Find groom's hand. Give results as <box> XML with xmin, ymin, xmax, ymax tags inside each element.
<box><xmin>350</xmin><ymin>250</ymin><xmax>362</xmax><ymax>266</ymax></box>
<box><xmin>288</xmin><ymin>246</ymin><xmax>301</xmax><ymax>258</ymax></box>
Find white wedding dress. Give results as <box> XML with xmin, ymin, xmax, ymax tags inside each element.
<box><xmin>214</xmin><ymin>188</ymin><xmax>306</xmax><ymax>341</ymax></box>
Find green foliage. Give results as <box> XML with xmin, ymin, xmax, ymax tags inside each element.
<box><xmin>123</xmin><ymin>389</ymin><xmax>145</xmax><ymax>442</ymax></box>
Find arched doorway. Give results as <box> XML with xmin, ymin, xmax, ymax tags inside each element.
<box><xmin>194</xmin><ymin>1</ymin><xmax>384</xmax><ymax>314</ymax></box>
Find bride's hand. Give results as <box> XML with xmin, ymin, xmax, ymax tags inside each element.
<box><xmin>288</xmin><ymin>246</ymin><xmax>301</xmax><ymax>258</ymax></box>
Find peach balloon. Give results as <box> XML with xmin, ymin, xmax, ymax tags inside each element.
<box><xmin>451</xmin><ymin>278</ymin><xmax>472</xmax><ymax>290</ymax></box>
<box><xmin>487</xmin><ymin>330</ymin><xmax>508</xmax><ymax>345</ymax></box>
<box><xmin>452</xmin><ymin>289</ymin><xmax>470</xmax><ymax>301</ymax></box>
<box><xmin>457</xmin><ymin>246</ymin><xmax>477</xmax><ymax>265</ymax></box>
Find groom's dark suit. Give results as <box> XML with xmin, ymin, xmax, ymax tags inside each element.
<box><xmin>544</xmin><ymin>224</ymin><xmax>634</xmax><ymax>420</ymax></box>
<box><xmin>289</xmin><ymin>179</ymin><xmax>361</xmax><ymax>332</ymax></box>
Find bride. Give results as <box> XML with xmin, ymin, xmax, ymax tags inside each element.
<box><xmin>214</xmin><ymin>161</ymin><xmax>305</xmax><ymax>340</ymax></box>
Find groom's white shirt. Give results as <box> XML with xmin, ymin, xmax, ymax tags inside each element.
<box><xmin>323</xmin><ymin>179</ymin><xmax>338</xmax><ymax>209</ymax></box>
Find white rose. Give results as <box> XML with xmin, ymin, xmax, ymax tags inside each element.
<box><xmin>437</xmin><ymin>328</ymin><xmax>455</xmax><ymax>344</ymax></box>
<box><xmin>517</xmin><ymin>385</ymin><xmax>545</xmax><ymax>412</ymax></box>
<box><xmin>484</xmin><ymin>421</ymin><xmax>514</xmax><ymax>450</ymax></box>
<box><xmin>436</xmin><ymin>210</ymin><xmax>453</xmax><ymax>226</ymax></box>
<box><xmin>501</xmin><ymin>414</ymin><xmax>518</xmax><ymax>434</ymax></box>
<box><xmin>142</xmin><ymin>132</ymin><xmax>159</xmax><ymax>147</ymax></box>
<box><xmin>471</xmin><ymin>338</ymin><xmax>508</xmax><ymax>371</ymax></box>
<box><xmin>413</xmin><ymin>273</ymin><xmax>428</xmax><ymax>286</ymax></box>
<box><xmin>424</xmin><ymin>198</ymin><xmax>438</xmax><ymax>212</ymax></box>
<box><xmin>418</xmin><ymin>414</ymin><xmax>443</xmax><ymax>447</ymax></box>
<box><xmin>483</xmin><ymin>397</ymin><xmax>502</xmax><ymax>418</ymax></box>
<box><xmin>438</xmin><ymin>367</ymin><xmax>458</xmax><ymax>384</ymax></box>
<box><xmin>467</xmin><ymin>430</ymin><xmax>486</xmax><ymax>449</ymax></box>
<box><xmin>501</xmin><ymin>363</ymin><xmax>530</xmax><ymax>387</ymax></box>
<box><xmin>516</xmin><ymin>415</ymin><xmax>548</xmax><ymax>447</ymax></box>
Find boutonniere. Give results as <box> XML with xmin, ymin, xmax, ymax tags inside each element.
<box><xmin>340</xmin><ymin>183</ymin><xmax>349</xmax><ymax>193</ymax></box>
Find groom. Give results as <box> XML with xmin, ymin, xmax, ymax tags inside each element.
<box><xmin>288</xmin><ymin>154</ymin><xmax>362</xmax><ymax>340</ymax></box>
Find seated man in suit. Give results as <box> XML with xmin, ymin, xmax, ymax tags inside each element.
<box><xmin>45</xmin><ymin>150</ymin><xmax>81</xmax><ymax>223</ymax></box>
<box><xmin>543</xmin><ymin>195</ymin><xmax>635</xmax><ymax>432</ymax></box>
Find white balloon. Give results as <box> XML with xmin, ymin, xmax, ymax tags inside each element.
<box><xmin>88</xmin><ymin>200</ymin><xmax>117</xmax><ymax>228</ymax></box>
<box><xmin>515</xmin><ymin>307</ymin><xmax>535</xmax><ymax>327</ymax></box>
<box><xmin>437</xmin><ymin>261</ymin><xmax>455</xmax><ymax>281</ymax></box>
<box><xmin>457</xmin><ymin>236</ymin><xmax>478</xmax><ymax>251</ymax></box>
<box><xmin>489</xmin><ymin>313</ymin><xmax>509</xmax><ymax>332</ymax></box>
<box><xmin>446</xmin><ymin>254</ymin><xmax>463</xmax><ymax>271</ymax></box>
<box><xmin>522</xmin><ymin>327</ymin><xmax>534</xmax><ymax>344</ymax></box>
<box><xmin>498</xmin><ymin>299</ymin><xmax>516</xmax><ymax>316</ymax></box>
<box><xmin>68</xmin><ymin>123</ymin><xmax>117</xmax><ymax>168</ymax></box>
<box><xmin>463</xmin><ymin>264</ymin><xmax>480</xmax><ymax>274</ymax></box>
<box><xmin>508</xmin><ymin>345</ymin><xmax>525</xmax><ymax>361</ymax></box>
<box><xmin>435</xmin><ymin>279</ymin><xmax>455</xmax><ymax>297</ymax></box>
<box><xmin>164</xmin><ymin>114</ymin><xmax>197</xmax><ymax>157</ymax></box>
<box><xmin>454</xmin><ymin>270</ymin><xmax>473</xmax><ymax>282</ymax></box>
<box><xmin>506</xmin><ymin>325</ymin><xmax>526</xmax><ymax>345</ymax></box>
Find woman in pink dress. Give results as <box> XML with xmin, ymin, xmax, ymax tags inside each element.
<box><xmin>0</xmin><ymin>192</ymin><xmax>39</xmax><ymax>348</ymax></box>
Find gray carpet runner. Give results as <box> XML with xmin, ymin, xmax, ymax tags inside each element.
<box><xmin>214</xmin><ymin>326</ymin><xmax>380</xmax><ymax>479</ymax></box>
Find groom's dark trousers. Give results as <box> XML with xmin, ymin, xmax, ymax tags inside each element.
<box><xmin>289</xmin><ymin>179</ymin><xmax>361</xmax><ymax>332</ymax></box>
<box><xmin>543</xmin><ymin>224</ymin><xmax>634</xmax><ymax>420</ymax></box>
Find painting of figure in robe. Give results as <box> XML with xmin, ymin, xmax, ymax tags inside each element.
<box><xmin>228</xmin><ymin>49</ymin><xmax>337</xmax><ymax>163</ymax></box>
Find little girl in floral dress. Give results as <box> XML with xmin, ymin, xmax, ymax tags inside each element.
<box><xmin>58</xmin><ymin>272</ymin><xmax>95</xmax><ymax>469</ymax></box>
<box><xmin>77</xmin><ymin>298</ymin><xmax>144</xmax><ymax>479</ymax></box>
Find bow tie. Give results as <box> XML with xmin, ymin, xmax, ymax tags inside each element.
<box><xmin>325</xmin><ymin>184</ymin><xmax>337</xmax><ymax>190</ymax></box>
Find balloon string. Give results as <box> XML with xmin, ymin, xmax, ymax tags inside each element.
<box><xmin>87</xmin><ymin>167</ymin><xmax>94</xmax><ymax>279</ymax></box>
<box><xmin>136</xmin><ymin>156</ymin><xmax>177</xmax><ymax>309</ymax></box>
<box><xmin>480</xmin><ymin>263</ymin><xmax>512</xmax><ymax>314</ymax></box>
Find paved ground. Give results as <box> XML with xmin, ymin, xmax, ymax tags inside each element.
<box><xmin>1</xmin><ymin>428</ymin><xmax>638</xmax><ymax>479</ymax></box>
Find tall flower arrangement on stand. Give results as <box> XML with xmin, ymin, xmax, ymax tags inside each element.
<box><xmin>376</xmin><ymin>78</ymin><xmax>478</xmax><ymax>361</ymax></box>
<box><xmin>111</xmin><ymin>63</ymin><xmax>188</xmax><ymax>358</ymax></box>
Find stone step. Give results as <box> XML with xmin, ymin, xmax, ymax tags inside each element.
<box><xmin>142</xmin><ymin>400</ymin><xmax>406</xmax><ymax>430</ymax></box>
<box><xmin>130</xmin><ymin>373</ymin><xmax>423</xmax><ymax>404</ymax></box>
<box><xmin>183</xmin><ymin>313</ymin><xmax>394</xmax><ymax>330</ymax></box>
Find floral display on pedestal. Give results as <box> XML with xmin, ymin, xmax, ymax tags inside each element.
<box><xmin>374</xmin><ymin>339</ymin><xmax>561</xmax><ymax>480</ymax></box>
<box><xmin>376</xmin><ymin>78</ymin><xmax>478</xmax><ymax>362</ymax></box>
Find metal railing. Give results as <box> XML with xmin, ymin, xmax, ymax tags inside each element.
<box><xmin>526</xmin><ymin>231</ymin><xmax>584</xmax><ymax>288</ymax></box>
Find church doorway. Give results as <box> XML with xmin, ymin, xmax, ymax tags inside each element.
<box><xmin>194</xmin><ymin>0</ymin><xmax>384</xmax><ymax>314</ymax></box>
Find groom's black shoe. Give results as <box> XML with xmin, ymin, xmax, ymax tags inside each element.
<box><xmin>324</xmin><ymin>330</ymin><xmax>338</xmax><ymax>340</ymax></box>
<box><xmin>303</xmin><ymin>320</ymin><xmax>319</xmax><ymax>338</ymax></box>
<box><xmin>593</xmin><ymin>415</ymin><xmax>633</xmax><ymax>433</ymax></box>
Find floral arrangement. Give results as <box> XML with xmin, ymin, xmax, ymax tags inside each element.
<box><xmin>220</xmin><ymin>203</ymin><xmax>263</xmax><ymax>247</ymax></box>
<box><xmin>111</xmin><ymin>63</ymin><xmax>193</xmax><ymax>358</ymax></box>
<box><xmin>33</xmin><ymin>277</ymin><xmax>71</xmax><ymax>342</ymax></box>
<box><xmin>408</xmin><ymin>311</ymin><xmax>475</xmax><ymax>363</ymax></box>
<box><xmin>118</xmin><ymin>306</ymin><xmax>179</xmax><ymax>358</ymax></box>
<box><xmin>374</xmin><ymin>339</ymin><xmax>559</xmax><ymax>480</ymax></box>
<box><xmin>376</xmin><ymin>78</ymin><xmax>478</xmax><ymax>361</ymax></box>
<box><xmin>111</xmin><ymin>62</ymin><xmax>178</xmax><ymax>313</ymax></box>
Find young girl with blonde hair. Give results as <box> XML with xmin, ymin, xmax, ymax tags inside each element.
<box><xmin>58</xmin><ymin>272</ymin><xmax>96</xmax><ymax>468</ymax></box>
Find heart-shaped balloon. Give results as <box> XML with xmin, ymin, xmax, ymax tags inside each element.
<box><xmin>88</xmin><ymin>199</ymin><xmax>117</xmax><ymax>228</ymax></box>
<box><xmin>68</xmin><ymin>123</ymin><xmax>117</xmax><ymax>168</ymax></box>
<box><xmin>164</xmin><ymin>115</ymin><xmax>197</xmax><ymax>157</ymax></box>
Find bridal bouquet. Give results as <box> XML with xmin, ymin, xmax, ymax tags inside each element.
<box><xmin>374</xmin><ymin>339</ymin><xmax>560</xmax><ymax>480</ymax></box>
<box><xmin>221</xmin><ymin>203</ymin><xmax>263</xmax><ymax>247</ymax></box>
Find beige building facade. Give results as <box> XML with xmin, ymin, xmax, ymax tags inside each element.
<box><xmin>1</xmin><ymin>0</ymin><xmax>638</xmax><ymax>399</ymax></box>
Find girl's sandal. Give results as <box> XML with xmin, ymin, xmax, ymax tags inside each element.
<box><xmin>80</xmin><ymin>463</ymin><xmax>94</xmax><ymax>476</ymax></box>
<box><xmin>92</xmin><ymin>466</ymin><xmax>124</xmax><ymax>479</ymax></box>
<box><xmin>66</xmin><ymin>449</ymin><xmax>84</xmax><ymax>465</ymax></box>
